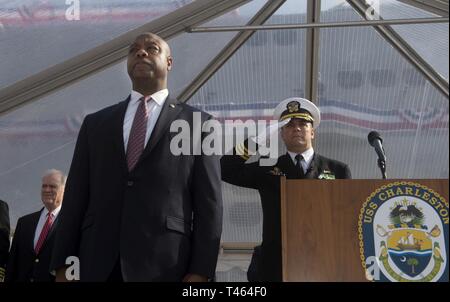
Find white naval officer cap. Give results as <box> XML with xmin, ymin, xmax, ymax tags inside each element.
<box><xmin>273</xmin><ymin>97</ymin><xmax>321</xmax><ymax>129</ymax></box>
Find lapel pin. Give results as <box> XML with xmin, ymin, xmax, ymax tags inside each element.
<box><xmin>170</xmin><ymin>104</ymin><xmax>176</xmax><ymax>108</ymax></box>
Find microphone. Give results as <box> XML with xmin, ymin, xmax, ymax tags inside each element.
<box><xmin>368</xmin><ymin>131</ymin><xmax>386</xmax><ymax>162</ymax></box>
<box><xmin>368</xmin><ymin>131</ymin><xmax>387</xmax><ymax>179</ymax></box>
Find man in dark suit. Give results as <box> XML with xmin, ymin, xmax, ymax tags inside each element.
<box><xmin>0</xmin><ymin>199</ymin><xmax>10</xmax><ymax>282</ymax></box>
<box><xmin>5</xmin><ymin>169</ymin><xmax>66</xmax><ymax>282</ymax></box>
<box><xmin>221</xmin><ymin>97</ymin><xmax>351</xmax><ymax>282</ymax></box>
<box><xmin>50</xmin><ymin>32</ymin><xmax>222</xmax><ymax>282</ymax></box>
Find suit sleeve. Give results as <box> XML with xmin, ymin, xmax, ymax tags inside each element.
<box><xmin>50</xmin><ymin>116</ymin><xmax>91</xmax><ymax>272</ymax></box>
<box><xmin>5</xmin><ymin>217</ymin><xmax>20</xmax><ymax>282</ymax></box>
<box><xmin>188</xmin><ymin>116</ymin><xmax>223</xmax><ymax>279</ymax></box>
<box><xmin>220</xmin><ymin>138</ymin><xmax>262</xmax><ymax>190</ymax></box>
<box><xmin>0</xmin><ymin>201</ymin><xmax>10</xmax><ymax>280</ymax></box>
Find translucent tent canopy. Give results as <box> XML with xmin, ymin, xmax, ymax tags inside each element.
<box><xmin>0</xmin><ymin>0</ymin><xmax>448</xmax><ymax>281</ymax></box>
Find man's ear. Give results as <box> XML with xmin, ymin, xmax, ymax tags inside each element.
<box><xmin>311</xmin><ymin>127</ymin><xmax>315</xmax><ymax>139</ymax></box>
<box><xmin>167</xmin><ymin>56</ymin><xmax>173</xmax><ymax>71</ymax></box>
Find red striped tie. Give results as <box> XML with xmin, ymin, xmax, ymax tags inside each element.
<box><xmin>126</xmin><ymin>96</ymin><xmax>151</xmax><ymax>171</ymax></box>
<box><xmin>35</xmin><ymin>213</ymin><xmax>54</xmax><ymax>254</ymax></box>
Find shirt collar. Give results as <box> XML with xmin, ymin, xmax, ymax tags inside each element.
<box><xmin>130</xmin><ymin>89</ymin><xmax>169</xmax><ymax>107</ymax></box>
<box><xmin>287</xmin><ymin>147</ymin><xmax>314</xmax><ymax>165</ymax></box>
<box><xmin>43</xmin><ymin>204</ymin><xmax>62</xmax><ymax>218</ymax></box>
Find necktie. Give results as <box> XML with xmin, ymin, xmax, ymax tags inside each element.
<box><xmin>126</xmin><ymin>96</ymin><xmax>150</xmax><ymax>171</ymax></box>
<box><xmin>295</xmin><ymin>154</ymin><xmax>305</xmax><ymax>178</ymax></box>
<box><xmin>35</xmin><ymin>213</ymin><xmax>54</xmax><ymax>254</ymax></box>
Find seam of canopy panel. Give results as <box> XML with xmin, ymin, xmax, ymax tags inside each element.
<box><xmin>0</xmin><ymin>0</ymin><xmax>253</xmax><ymax>116</ymax></box>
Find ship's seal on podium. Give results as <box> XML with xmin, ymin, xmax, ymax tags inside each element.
<box><xmin>358</xmin><ymin>181</ymin><xmax>448</xmax><ymax>282</ymax></box>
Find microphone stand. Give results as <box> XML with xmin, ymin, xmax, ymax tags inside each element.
<box><xmin>377</xmin><ymin>158</ymin><xmax>387</xmax><ymax>179</ymax></box>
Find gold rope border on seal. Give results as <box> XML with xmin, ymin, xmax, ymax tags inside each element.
<box><xmin>358</xmin><ymin>181</ymin><xmax>449</xmax><ymax>281</ymax></box>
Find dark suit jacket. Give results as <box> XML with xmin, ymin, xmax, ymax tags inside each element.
<box><xmin>5</xmin><ymin>209</ymin><xmax>58</xmax><ymax>282</ymax></box>
<box><xmin>0</xmin><ymin>200</ymin><xmax>10</xmax><ymax>273</ymax></box>
<box><xmin>221</xmin><ymin>142</ymin><xmax>351</xmax><ymax>281</ymax></box>
<box><xmin>50</xmin><ymin>96</ymin><xmax>223</xmax><ymax>281</ymax></box>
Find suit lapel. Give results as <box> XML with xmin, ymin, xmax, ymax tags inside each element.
<box><xmin>305</xmin><ymin>153</ymin><xmax>321</xmax><ymax>179</ymax></box>
<box><xmin>111</xmin><ymin>96</ymin><xmax>131</xmax><ymax>176</ymax></box>
<box><xmin>31</xmin><ymin>209</ymin><xmax>61</xmax><ymax>255</ymax></box>
<box><xmin>29</xmin><ymin>210</ymin><xmax>43</xmax><ymax>254</ymax></box>
<box><xmin>277</xmin><ymin>152</ymin><xmax>322</xmax><ymax>179</ymax></box>
<box><xmin>140</xmin><ymin>97</ymin><xmax>182</xmax><ymax>161</ymax></box>
<box><xmin>277</xmin><ymin>154</ymin><xmax>300</xmax><ymax>179</ymax></box>
<box><xmin>44</xmin><ymin>214</ymin><xmax>59</xmax><ymax>242</ymax></box>
<box><xmin>38</xmin><ymin>214</ymin><xmax>59</xmax><ymax>254</ymax></box>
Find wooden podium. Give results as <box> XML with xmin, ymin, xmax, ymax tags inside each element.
<box><xmin>280</xmin><ymin>178</ymin><xmax>449</xmax><ymax>281</ymax></box>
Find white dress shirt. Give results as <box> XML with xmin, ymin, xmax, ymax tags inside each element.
<box><xmin>287</xmin><ymin>147</ymin><xmax>315</xmax><ymax>174</ymax></box>
<box><xmin>33</xmin><ymin>205</ymin><xmax>61</xmax><ymax>248</ymax></box>
<box><xmin>123</xmin><ymin>89</ymin><xmax>169</xmax><ymax>152</ymax></box>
